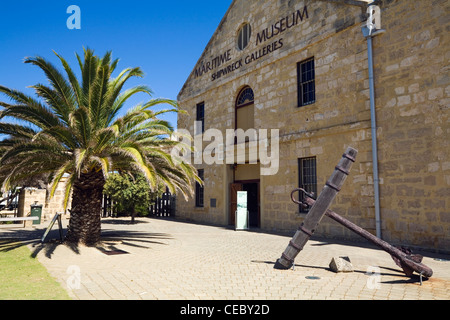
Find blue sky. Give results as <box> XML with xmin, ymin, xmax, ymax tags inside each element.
<box><xmin>0</xmin><ymin>0</ymin><xmax>232</xmax><ymax>129</ymax></box>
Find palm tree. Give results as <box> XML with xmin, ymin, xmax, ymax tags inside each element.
<box><xmin>0</xmin><ymin>48</ymin><xmax>198</xmax><ymax>245</ymax></box>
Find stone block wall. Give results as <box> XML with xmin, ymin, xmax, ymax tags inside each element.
<box><xmin>18</xmin><ymin>188</ymin><xmax>46</xmax><ymax>218</ymax></box>
<box><xmin>17</xmin><ymin>177</ymin><xmax>72</xmax><ymax>224</ymax></box>
<box><xmin>176</xmin><ymin>0</ymin><xmax>450</xmax><ymax>252</ymax></box>
<box><xmin>370</xmin><ymin>0</ymin><xmax>450</xmax><ymax>250</ymax></box>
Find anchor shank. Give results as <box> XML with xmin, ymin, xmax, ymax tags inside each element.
<box><xmin>274</xmin><ymin>147</ymin><xmax>358</xmax><ymax>270</ymax></box>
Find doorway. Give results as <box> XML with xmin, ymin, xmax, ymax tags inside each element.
<box><xmin>229</xmin><ymin>181</ymin><xmax>260</xmax><ymax>228</ymax></box>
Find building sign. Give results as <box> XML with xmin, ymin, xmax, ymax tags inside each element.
<box><xmin>194</xmin><ymin>50</ymin><xmax>233</xmax><ymax>79</ymax></box>
<box><xmin>194</xmin><ymin>6</ymin><xmax>309</xmax><ymax>82</ymax></box>
<box><xmin>255</xmin><ymin>7</ymin><xmax>309</xmax><ymax>45</ymax></box>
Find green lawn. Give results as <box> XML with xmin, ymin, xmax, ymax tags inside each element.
<box><xmin>0</xmin><ymin>240</ymin><xmax>71</xmax><ymax>300</ymax></box>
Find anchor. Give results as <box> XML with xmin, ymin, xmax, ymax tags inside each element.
<box><xmin>274</xmin><ymin>147</ymin><xmax>433</xmax><ymax>280</ymax></box>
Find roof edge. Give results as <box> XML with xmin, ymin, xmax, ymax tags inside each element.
<box><xmin>178</xmin><ymin>0</ymin><xmax>237</xmax><ymax>101</ymax></box>
<box><xmin>324</xmin><ymin>0</ymin><xmax>372</xmax><ymax>7</ymax></box>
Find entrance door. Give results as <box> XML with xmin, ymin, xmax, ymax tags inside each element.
<box><xmin>243</xmin><ymin>183</ymin><xmax>259</xmax><ymax>228</ymax></box>
<box><xmin>229</xmin><ymin>181</ymin><xmax>260</xmax><ymax>228</ymax></box>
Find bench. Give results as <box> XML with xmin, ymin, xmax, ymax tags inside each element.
<box><xmin>0</xmin><ymin>216</ymin><xmax>39</xmax><ymax>227</ymax></box>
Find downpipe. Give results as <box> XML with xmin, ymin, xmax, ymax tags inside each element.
<box><xmin>362</xmin><ymin>25</ymin><xmax>385</xmax><ymax>239</ymax></box>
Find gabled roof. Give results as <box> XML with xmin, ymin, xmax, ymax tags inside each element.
<box><xmin>177</xmin><ymin>0</ymin><xmax>237</xmax><ymax>100</ymax></box>
<box><xmin>178</xmin><ymin>0</ymin><xmax>372</xmax><ymax>100</ymax></box>
<box><xmin>327</xmin><ymin>0</ymin><xmax>373</xmax><ymax>7</ymax></box>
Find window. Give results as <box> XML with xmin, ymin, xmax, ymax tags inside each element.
<box><xmin>196</xmin><ymin>102</ymin><xmax>205</xmax><ymax>133</ymax></box>
<box><xmin>235</xmin><ymin>86</ymin><xmax>255</xmax><ymax>132</ymax></box>
<box><xmin>237</xmin><ymin>23</ymin><xmax>251</xmax><ymax>51</ymax></box>
<box><xmin>236</xmin><ymin>87</ymin><xmax>254</xmax><ymax>106</ymax></box>
<box><xmin>297</xmin><ymin>58</ymin><xmax>316</xmax><ymax>107</ymax></box>
<box><xmin>195</xmin><ymin>169</ymin><xmax>204</xmax><ymax>207</ymax></box>
<box><xmin>298</xmin><ymin>157</ymin><xmax>317</xmax><ymax>213</ymax></box>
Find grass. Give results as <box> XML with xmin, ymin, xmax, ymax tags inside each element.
<box><xmin>0</xmin><ymin>240</ymin><xmax>71</xmax><ymax>300</ymax></box>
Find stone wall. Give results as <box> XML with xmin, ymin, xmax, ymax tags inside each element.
<box><xmin>18</xmin><ymin>188</ymin><xmax>46</xmax><ymax>218</ymax></box>
<box><xmin>371</xmin><ymin>0</ymin><xmax>450</xmax><ymax>249</ymax></box>
<box><xmin>176</xmin><ymin>0</ymin><xmax>450</xmax><ymax>252</ymax></box>
<box><xmin>17</xmin><ymin>177</ymin><xmax>72</xmax><ymax>224</ymax></box>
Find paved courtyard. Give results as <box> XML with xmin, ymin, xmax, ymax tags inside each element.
<box><xmin>1</xmin><ymin>217</ymin><xmax>449</xmax><ymax>301</ymax></box>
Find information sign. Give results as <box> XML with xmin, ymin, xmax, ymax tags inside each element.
<box><xmin>235</xmin><ymin>191</ymin><xmax>249</xmax><ymax>230</ymax></box>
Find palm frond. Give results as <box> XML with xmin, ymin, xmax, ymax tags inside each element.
<box><xmin>0</xmin><ymin>86</ymin><xmax>62</xmax><ymax>129</ymax></box>
<box><xmin>30</xmin><ymin>83</ymin><xmax>71</xmax><ymax>123</ymax></box>
<box><xmin>80</xmin><ymin>48</ymin><xmax>99</xmax><ymax>100</ymax></box>
<box><xmin>0</xmin><ymin>123</ymin><xmax>37</xmax><ymax>139</ymax></box>
<box><xmin>48</xmin><ymin>160</ymin><xmax>73</xmax><ymax>199</ymax></box>
<box><xmin>53</xmin><ymin>51</ymin><xmax>82</xmax><ymax>109</ymax></box>
<box><xmin>24</xmin><ymin>56</ymin><xmax>76</xmax><ymax>116</ymax></box>
<box><xmin>62</xmin><ymin>173</ymin><xmax>76</xmax><ymax>211</ymax></box>
<box><xmin>69</xmin><ymin>105</ymin><xmax>91</xmax><ymax>147</ymax></box>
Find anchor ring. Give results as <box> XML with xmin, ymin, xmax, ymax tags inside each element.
<box><xmin>290</xmin><ymin>188</ymin><xmax>315</xmax><ymax>207</ymax></box>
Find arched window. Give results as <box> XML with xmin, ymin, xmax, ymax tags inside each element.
<box><xmin>236</xmin><ymin>86</ymin><xmax>254</xmax><ymax>107</ymax></box>
<box><xmin>235</xmin><ymin>86</ymin><xmax>255</xmax><ymax>132</ymax></box>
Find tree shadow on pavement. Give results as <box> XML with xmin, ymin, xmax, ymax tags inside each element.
<box><xmin>0</xmin><ymin>238</ymin><xmax>38</xmax><ymax>253</ymax></box>
<box><xmin>0</xmin><ymin>222</ymin><xmax>173</xmax><ymax>259</ymax></box>
<box><xmin>101</xmin><ymin>218</ymin><xmax>149</xmax><ymax>225</ymax></box>
<box><xmin>0</xmin><ymin>225</ymin><xmax>55</xmax><ymax>257</ymax></box>
<box><xmin>99</xmin><ymin>229</ymin><xmax>173</xmax><ymax>250</ymax></box>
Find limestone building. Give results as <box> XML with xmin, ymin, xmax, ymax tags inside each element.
<box><xmin>176</xmin><ymin>0</ymin><xmax>450</xmax><ymax>252</ymax></box>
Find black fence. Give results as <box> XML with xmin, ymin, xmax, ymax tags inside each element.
<box><xmin>149</xmin><ymin>192</ymin><xmax>176</xmax><ymax>217</ymax></box>
<box><xmin>0</xmin><ymin>191</ymin><xmax>19</xmax><ymax>212</ymax></box>
<box><xmin>102</xmin><ymin>195</ymin><xmax>113</xmax><ymax>217</ymax></box>
<box><xmin>102</xmin><ymin>191</ymin><xmax>176</xmax><ymax>218</ymax></box>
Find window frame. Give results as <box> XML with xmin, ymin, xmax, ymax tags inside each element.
<box><xmin>196</xmin><ymin>102</ymin><xmax>205</xmax><ymax>133</ymax></box>
<box><xmin>235</xmin><ymin>86</ymin><xmax>255</xmax><ymax>131</ymax></box>
<box><xmin>297</xmin><ymin>57</ymin><xmax>316</xmax><ymax>107</ymax></box>
<box><xmin>237</xmin><ymin>23</ymin><xmax>251</xmax><ymax>51</ymax></box>
<box><xmin>195</xmin><ymin>169</ymin><xmax>204</xmax><ymax>208</ymax></box>
<box><xmin>298</xmin><ymin>156</ymin><xmax>317</xmax><ymax>213</ymax></box>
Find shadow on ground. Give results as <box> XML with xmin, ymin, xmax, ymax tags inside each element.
<box><xmin>101</xmin><ymin>218</ymin><xmax>150</xmax><ymax>225</ymax></box>
<box><xmin>250</xmin><ymin>259</ymin><xmax>427</xmax><ymax>284</ymax></box>
<box><xmin>0</xmin><ymin>218</ymin><xmax>173</xmax><ymax>259</ymax></box>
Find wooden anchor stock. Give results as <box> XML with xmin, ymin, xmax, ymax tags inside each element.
<box><xmin>274</xmin><ymin>146</ymin><xmax>433</xmax><ymax>279</ymax></box>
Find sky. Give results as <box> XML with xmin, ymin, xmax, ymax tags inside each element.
<box><xmin>0</xmin><ymin>0</ymin><xmax>233</xmax><ymax>130</ymax></box>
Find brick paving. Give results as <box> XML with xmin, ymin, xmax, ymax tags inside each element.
<box><xmin>1</xmin><ymin>217</ymin><xmax>449</xmax><ymax>300</ymax></box>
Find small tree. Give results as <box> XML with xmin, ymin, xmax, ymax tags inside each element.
<box><xmin>104</xmin><ymin>173</ymin><xmax>164</xmax><ymax>223</ymax></box>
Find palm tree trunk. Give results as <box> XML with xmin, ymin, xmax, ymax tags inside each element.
<box><xmin>65</xmin><ymin>170</ymin><xmax>105</xmax><ymax>246</ymax></box>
